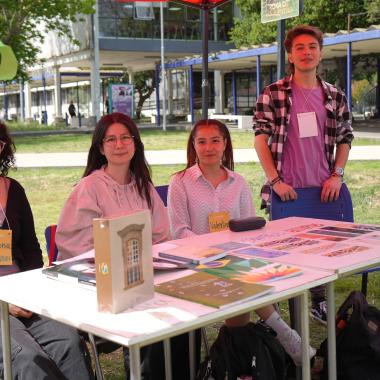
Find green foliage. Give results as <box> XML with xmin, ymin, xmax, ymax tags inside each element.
<box><xmin>231</xmin><ymin>0</ymin><xmax>372</xmax><ymax>47</ymax></box>
<box><xmin>366</xmin><ymin>0</ymin><xmax>380</xmax><ymax>23</ymax></box>
<box><xmin>352</xmin><ymin>79</ymin><xmax>371</xmax><ymax>104</ymax></box>
<box><xmin>0</xmin><ymin>0</ymin><xmax>95</xmax><ymax>80</ymax></box>
<box><xmin>133</xmin><ymin>71</ymin><xmax>156</xmax><ymax>119</ymax></box>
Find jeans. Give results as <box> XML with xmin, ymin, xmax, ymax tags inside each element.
<box><xmin>0</xmin><ymin>313</ymin><xmax>94</xmax><ymax>380</ymax></box>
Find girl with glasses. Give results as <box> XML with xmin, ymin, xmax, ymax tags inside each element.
<box><xmin>56</xmin><ymin>112</ymin><xmax>170</xmax><ymax>259</ymax></box>
<box><xmin>56</xmin><ymin>113</ymin><xmax>194</xmax><ymax>379</ymax></box>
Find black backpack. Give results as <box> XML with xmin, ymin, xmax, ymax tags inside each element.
<box><xmin>197</xmin><ymin>322</ymin><xmax>288</xmax><ymax>380</ymax></box>
<box><xmin>320</xmin><ymin>291</ymin><xmax>380</xmax><ymax>380</ymax></box>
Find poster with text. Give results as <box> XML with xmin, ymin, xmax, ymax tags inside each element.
<box><xmin>109</xmin><ymin>84</ymin><xmax>134</xmax><ymax>117</ymax></box>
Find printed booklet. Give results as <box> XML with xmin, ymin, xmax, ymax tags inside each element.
<box><xmin>158</xmin><ymin>245</ymin><xmax>227</xmax><ymax>265</ymax></box>
<box><xmin>42</xmin><ymin>257</ymin><xmax>96</xmax><ymax>289</ymax></box>
<box><xmin>155</xmin><ymin>271</ymin><xmax>273</xmax><ymax>309</ymax></box>
<box><xmin>196</xmin><ymin>255</ymin><xmax>303</xmax><ymax>284</ymax></box>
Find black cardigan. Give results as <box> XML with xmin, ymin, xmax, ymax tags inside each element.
<box><xmin>1</xmin><ymin>178</ymin><xmax>43</xmax><ymax>271</ymax></box>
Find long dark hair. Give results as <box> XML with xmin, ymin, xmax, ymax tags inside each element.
<box><xmin>0</xmin><ymin>122</ymin><xmax>16</xmax><ymax>176</ymax></box>
<box><xmin>83</xmin><ymin>113</ymin><xmax>153</xmax><ymax>208</ymax></box>
<box><xmin>182</xmin><ymin>119</ymin><xmax>234</xmax><ymax>173</ymax></box>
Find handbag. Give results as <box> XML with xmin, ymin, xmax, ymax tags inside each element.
<box><xmin>320</xmin><ymin>290</ymin><xmax>380</xmax><ymax>380</ymax></box>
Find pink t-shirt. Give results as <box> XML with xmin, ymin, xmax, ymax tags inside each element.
<box><xmin>281</xmin><ymin>82</ymin><xmax>330</xmax><ymax>187</ymax></box>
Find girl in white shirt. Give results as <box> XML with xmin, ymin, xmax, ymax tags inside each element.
<box><xmin>168</xmin><ymin>119</ymin><xmax>315</xmax><ymax>366</ymax></box>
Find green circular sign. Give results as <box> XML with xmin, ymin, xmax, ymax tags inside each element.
<box><xmin>0</xmin><ymin>41</ymin><xmax>18</xmax><ymax>80</ymax></box>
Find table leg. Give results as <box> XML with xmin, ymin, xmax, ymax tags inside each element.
<box><xmin>327</xmin><ymin>282</ymin><xmax>337</xmax><ymax>380</ymax></box>
<box><xmin>300</xmin><ymin>292</ymin><xmax>311</xmax><ymax>380</ymax></box>
<box><xmin>0</xmin><ymin>301</ymin><xmax>12</xmax><ymax>380</ymax></box>
<box><xmin>289</xmin><ymin>296</ymin><xmax>302</xmax><ymax>380</ymax></box>
<box><xmin>163</xmin><ymin>338</ymin><xmax>172</xmax><ymax>380</ymax></box>
<box><xmin>189</xmin><ymin>330</ymin><xmax>195</xmax><ymax>380</ymax></box>
<box><xmin>129</xmin><ymin>344</ymin><xmax>141</xmax><ymax>380</ymax></box>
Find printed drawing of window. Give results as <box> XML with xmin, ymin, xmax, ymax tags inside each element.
<box><xmin>118</xmin><ymin>224</ymin><xmax>144</xmax><ymax>289</ymax></box>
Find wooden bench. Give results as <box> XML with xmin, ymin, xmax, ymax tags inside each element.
<box><xmin>210</xmin><ymin>114</ymin><xmax>252</xmax><ymax>129</ymax></box>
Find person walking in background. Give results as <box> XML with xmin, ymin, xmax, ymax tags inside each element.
<box><xmin>68</xmin><ymin>101</ymin><xmax>76</xmax><ymax>118</ymax></box>
<box><xmin>0</xmin><ymin>121</ymin><xmax>94</xmax><ymax>380</ymax></box>
<box><xmin>168</xmin><ymin>119</ymin><xmax>316</xmax><ymax>365</ymax></box>
<box><xmin>253</xmin><ymin>25</ymin><xmax>354</xmax><ymax>324</ymax></box>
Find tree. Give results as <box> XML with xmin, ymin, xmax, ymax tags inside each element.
<box><xmin>230</xmin><ymin>0</ymin><xmax>371</xmax><ymax>47</ymax></box>
<box><xmin>230</xmin><ymin>0</ymin><xmax>377</xmax><ymax>89</ymax></box>
<box><xmin>133</xmin><ymin>71</ymin><xmax>156</xmax><ymax>120</ymax></box>
<box><xmin>367</xmin><ymin>0</ymin><xmax>380</xmax><ymax>23</ymax></box>
<box><xmin>0</xmin><ymin>0</ymin><xmax>95</xmax><ymax>80</ymax></box>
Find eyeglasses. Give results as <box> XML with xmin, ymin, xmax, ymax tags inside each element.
<box><xmin>0</xmin><ymin>141</ymin><xmax>6</xmax><ymax>151</ymax></box>
<box><xmin>102</xmin><ymin>134</ymin><xmax>134</xmax><ymax>147</ymax></box>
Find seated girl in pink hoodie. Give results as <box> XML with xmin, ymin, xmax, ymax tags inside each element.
<box><xmin>56</xmin><ymin>113</ymin><xmax>170</xmax><ymax>259</ymax></box>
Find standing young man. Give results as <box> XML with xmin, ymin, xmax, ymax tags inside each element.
<box><xmin>253</xmin><ymin>25</ymin><xmax>354</xmax><ymax>324</ymax></box>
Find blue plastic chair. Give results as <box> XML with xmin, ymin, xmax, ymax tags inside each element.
<box><xmin>270</xmin><ymin>183</ymin><xmax>354</xmax><ymax>222</ymax></box>
<box><xmin>270</xmin><ymin>183</ymin><xmax>377</xmax><ymax>295</ymax></box>
<box><xmin>155</xmin><ymin>184</ymin><xmax>169</xmax><ymax>207</ymax></box>
<box><xmin>45</xmin><ymin>225</ymin><xmax>59</xmax><ymax>265</ymax></box>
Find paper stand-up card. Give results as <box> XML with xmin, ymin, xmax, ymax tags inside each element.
<box><xmin>93</xmin><ymin>210</ymin><xmax>154</xmax><ymax>313</ymax></box>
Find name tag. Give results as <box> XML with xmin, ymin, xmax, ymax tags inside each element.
<box><xmin>0</xmin><ymin>230</ymin><xmax>12</xmax><ymax>265</ymax></box>
<box><xmin>208</xmin><ymin>211</ymin><xmax>230</xmax><ymax>233</ymax></box>
<box><xmin>297</xmin><ymin>112</ymin><xmax>318</xmax><ymax>138</ymax></box>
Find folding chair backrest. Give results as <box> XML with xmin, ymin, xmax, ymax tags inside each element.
<box><xmin>270</xmin><ymin>183</ymin><xmax>354</xmax><ymax>222</ymax></box>
<box><xmin>45</xmin><ymin>224</ymin><xmax>58</xmax><ymax>266</ymax></box>
<box><xmin>155</xmin><ymin>185</ymin><xmax>169</xmax><ymax>207</ymax></box>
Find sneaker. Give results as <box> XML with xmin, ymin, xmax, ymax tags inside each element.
<box><xmin>311</xmin><ymin>301</ymin><xmax>327</xmax><ymax>326</ymax></box>
<box><xmin>277</xmin><ymin>328</ymin><xmax>316</xmax><ymax>366</ymax></box>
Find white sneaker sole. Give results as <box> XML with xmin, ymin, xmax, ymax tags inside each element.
<box><xmin>310</xmin><ymin>312</ymin><xmax>327</xmax><ymax>326</ymax></box>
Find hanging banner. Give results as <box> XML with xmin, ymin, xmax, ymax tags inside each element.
<box><xmin>261</xmin><ymin>0</ymin><xmax>299</xmax><ymax>23</ymax></box>
<box><xmin>109</xmin><ymin>84</ymin><xmax>134</xmax><ymax>117</ymax></box>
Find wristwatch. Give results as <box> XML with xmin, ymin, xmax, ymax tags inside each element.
<box><xmin>332</xmin><ymin>167</ymin><xmax>344</xmax><ymax>177</ymax></box>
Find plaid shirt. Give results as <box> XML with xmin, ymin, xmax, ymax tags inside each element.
<box><xmin>253</xmin><ymin>75</ymin><xmax>354</xmax><ymax>210</ymax></box>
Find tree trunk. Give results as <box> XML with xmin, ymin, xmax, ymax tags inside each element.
<box><xmin>136</xmin><ymin>88</ymin><xmax>154</xmax><ymax>119</ymax></box>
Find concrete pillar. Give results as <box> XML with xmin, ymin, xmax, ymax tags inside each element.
<box><xmin>128</xmin><ymin>71</ymin><xmax>134</xmax><ymax>84</ymax></box>
<box><xmin>167</xmin><ymin>70</ymin><xmax>173</xmax><ymax>115</ymax></box>
<box><xmin>376</xmin><ymin>57</ymin><xmax>380</xmax><ymax>117</ymax></box>
<box><xmin>19</xmin><ymin>81</ymin><xmax>24</xmax><ymax>121</ymax></box>
<box><xmin>346</xmin><ymin>42</ymin><xmax>352</xmax><ymax>112</ymax></box>
<box><xmin>214</xmin><ymin>70</ymin><xmax>224</xmax><ymax>114</ymax></box>
<box><xmin>24</xmin><ymin>81</ymin><xmax>32</xmax><ymax>120</ymax></box>
<box><xmin>53</xmin><ymin>66</ymin><xmax>62</xmax><ymax>119</ymax></box>
<box><xmin>90</xmin><ymin>0</ymin><xmax>101</xmax><ymax>122</ymax></box>
<box><xmin>189</xmin><ymin>65</ymin><xmax>194</xmax><ymax>123</ymax></box>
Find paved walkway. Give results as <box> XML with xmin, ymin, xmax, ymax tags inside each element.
<box><xmin>15</xmin><ymin>145</ymin><xmax>380</xmax><ymax>168</ymax></box>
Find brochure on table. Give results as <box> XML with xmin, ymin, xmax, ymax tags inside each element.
<box><xmin>155</xmin><ymin>271</ymin><xmax>273</xmax><ymax>309</ymax></box>
<box><xmin>233</xmin><ymin>218</ymin><xmax>380</xmax><ymax>273</ymax></box>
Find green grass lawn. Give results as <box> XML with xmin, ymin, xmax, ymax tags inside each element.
<box><xmin>12</xmin><ymin>129</ymin><xmax>379</xmax><ymax>152</ymax></box>
<box><xmin>9</xmin><ymin>158</ymin><xmax>380</xmax><ymax>379</ymax></box>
